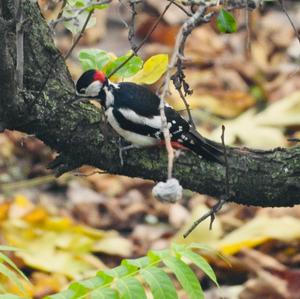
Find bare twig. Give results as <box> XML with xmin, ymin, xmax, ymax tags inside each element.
<box><xmin>52</xmin><ymin>0</ymin><xmax>67</xmax><ymax>29</ymax></box>
<box><xmin>278</xmin><ymin>0</ymin><xmax>300</xmax><ymax>47</ymax></box>
<box><xmin>166</xmin><ymin>0</ymin><xmax>192</xmax><ymax>16</ymax></box>
<box><xmin>36</xmin><ymin>7</ymin><xmax>96</xmax><ymax>103</ymax></box>
<box><xmin>183</xmin><ymin>125</ymin><xmax>229</xmax><ymax>238</ymax></box>
<box><xmin>0</xmin><ymin>175</ymin><xmax>56</xmax><ymax>194</ymax></box>
<box><xmin>108</xmin><ymin>0</ymin><xmax>175</xmax><ymax>78</ymax></box>
<box><xmin>183</xmin><ymin>198</ymin><xmax>226</xmax><ymax>238</ymax></box>
<box><xmin>15</xmin><ymin>0</ymin><xmax>24</xmax><ymax>89</ymax></box>
<box><xmin>222</xmin><ymin>125</ymin><xmax>230</xmax><ymax>198</ymax></box>
<box><xmin>245</xmin><ymin>0</ymin><xmax>251</xmax><ymax>54</ymax></box>
<box><xmin>64</xmin><ymin>9</ymin><xmax>94</xmax><ymax>60</ymax></box>
<box><xmin>158</xmin><ymin>4</ymin><xmax>211</xmax><ymax>180</ymax></box>
<box><xmin>50</xmin><ymin>0</ymin><xmax>111</xmax><ymax>28</ymax></box>
<box><xmin>159</xmin><ymin>4</ymin><xmax>211</xmax><ymax>123</ymax></box>
<box><xmin>73</xmin><ymin>170</ymin><xmax>107</xmax><ymax>176</ymax></box>
<box><xmin>127</xmin><ymin>0</ymin><xmax>140</xmax><ymax>52</ymax></box>
<box><xmin>178</xmin><ymin>87</ymin><xmax>195</xmax><ymax>128</ymax></box>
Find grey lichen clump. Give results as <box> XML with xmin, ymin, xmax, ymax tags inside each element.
<box><xmin>152</xmin><ymin>178</ymin><xmax>183</xmax><ymax>203</ymax></box>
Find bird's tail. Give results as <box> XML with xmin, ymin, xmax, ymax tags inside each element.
<box><xmin>181</xmin><ymin>130</ymin><xmax>225</xmax><ymax>165</ymax></box>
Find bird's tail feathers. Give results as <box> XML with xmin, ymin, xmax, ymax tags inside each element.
<box><xmin>185</xmin><ymin>130</ymin><xmax>225</xmax><ymax>165</ymax></box>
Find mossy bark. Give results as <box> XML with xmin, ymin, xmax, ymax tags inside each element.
<box><xmin>0</xmin><ymin>1</ymin><xmax>300</xmax><ymax>207</ymax></box>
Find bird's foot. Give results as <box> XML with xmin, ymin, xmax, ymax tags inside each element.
<box><xmin>118</xmin><ymin>139</ymin><xmax>139</xmax><ymax>166</ymax></box>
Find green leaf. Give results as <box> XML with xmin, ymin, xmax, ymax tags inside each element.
<box><xmin>0</xmin><ymin>263</ymin><xmax>25</xmax><ymax>293</ymax></box>
<box><xmin>141</xmin><ymin>266</ymin><xmax>178</xmax><ymax>299</ymax></box>
<box><xmin>148</xmin><ymin>249</ymin><xmax>169</xmax><ymax>261</ymax></box>
<box><xmin>96</xmin><ymin>271</ymin><xmax>114</xmax><ymax>284</ymax></box>
<box><xmin>105</xmin><ymin>263</ymin><xmax>137</xmax><ymax>278</ymax></box>
<box><xmin>73</xmin><ymin>275</ymin><xmax>106</xmax><ymax>289</ymax></box>
<box><xmin>66</xmin><ymin>276</ymin><xmax>106</xmax><ymax>298</ymax></box>
<box><xmin>180</xmin><ymin>250</ymin><xmax>218</xmax><ymax>286</ymax></box>
<box><xmin>67</xmin><ymin>282</ymin><xmax>87</xmax><ymax>298</ymax></box>
<box><xmin>124</xmin><ymin>256</ymin><xmax>150</xmax><ymax>269</ymax></box>
<box><xmin>90</xmin><ymin>288</ymin><xmax>119</xmax><ymax>299</ymax></box>
<box><xmin>0</xmin><ymin>252</ymin><xmax>29</xmax><ymax>283</ymax></box>
<box><xmin>216</xmin><ymin>9</ymin><xmax>237</xmax><ymax>33</ymax></box>
<box><xmin>171</xmin><ymin>243</ymin><xmax>186</xmax><ymax>253</ymax></box>
<box><xmin>44</xmin><ymin>289</ymin><xmax>75</xmax><ymax>299</ymax></box>
<box><xmin>129</xmin><ymin>54</ymin><xmax>168</xmax><ymax>85</ymax></box>
<box><xmin>162</xmin><ymin>256</ymin><xmax>204</xmax><ymax>299</ymax></box>
<box><xmin>115</xmin><ymin>277</ymin><xmax>147</xmax><ymax>299</ymax></box>
<box><xmin>0</xmin><ymin>245</ymin><xmax>20</xmax><ymax>252</ymax></box>
<box><xmin>86</xmin><ymin>3</ymin><xmax>109</xmax><ymax>11</ymax></box>
<box><xmin>105</xmin><ymin>54</ymin><xmax>143</xmax><ymax>78</ymax></box>
<box><xmin>0</xmin><ymin>295</ymin><xmax>25</xmax><ymax>299</ymax></box>
<box><xmin>79</xmin><ymin>49</ymin><xmax>111</xmax><ymax>71</ymax></box>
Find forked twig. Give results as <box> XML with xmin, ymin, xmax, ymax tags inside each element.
<box><xmin>108</xmin><ymin>0</ymin><xmax>175</xmax><ymax>78</ymax></box>
<box><xmin>183</xmin><ymin>125</ymin><xmax>229</xmax><ymax>238</ymax></box>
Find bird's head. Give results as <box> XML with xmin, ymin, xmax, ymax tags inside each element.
<box><xmin>76</xmin><ymin>69</ymin><xmax>107</xmax><ymax>98</ymax></box>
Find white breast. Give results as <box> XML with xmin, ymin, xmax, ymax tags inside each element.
<box><xmin>105</xmin><ymin>108</ymin><xmax>159</xmax><ymax>146</ymax></box>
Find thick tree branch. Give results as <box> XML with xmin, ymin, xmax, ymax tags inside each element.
<box><xmin>0</xmin><ymin>1</ymin><xmax>300</xmax><ymax>208</ymax></box>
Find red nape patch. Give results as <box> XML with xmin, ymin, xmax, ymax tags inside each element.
<box><xmin>93</xmin><ymin>71</ymin><xmax>106</xmax><ymax>83</ymax></box>
<box><xmin>159</xmin><ymin>141</ymin><xmax>189</xmax><ymax>150</ymax></box>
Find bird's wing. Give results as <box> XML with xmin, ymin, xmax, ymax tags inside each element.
<box><xmin>115</xmin><ymin>82</ymin><xmax>161</xmax><ymax>117</ymax></box>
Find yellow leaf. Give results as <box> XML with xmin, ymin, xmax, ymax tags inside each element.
<box><xmin>93</xmin><ymin>236</ymin><xmax>133</xmax><ymax>257</ymax></box>
<box><xmin>13</xmin><ymin>194</ymin><xmax>32</xmax><ymax>208</ymax></box>
<box><xmin>218</xmin><ymin>216</ymin><xmax>300</xmax><ymax>255</ymax></box>
<box><xmin>23</xmin><ymin>207</ymin><xmax>48</xmax><ymax>223</ymax></box>
<box><xmin>9</xmin><ymin>195</ymin><xmax>34</xmax><ymax>219</ymax></box>
<box><xmin>128</xmin><ymin>54</ymin><xmax>168</xmax><ymax>85</ymax></box>
<box><xmin>0</xmin><ymin>201</ymin><xmax>10</xmax><ymax>221</ymax></box>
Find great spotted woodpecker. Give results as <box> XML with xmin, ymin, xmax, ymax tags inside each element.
<box><xmin>76</xmin><ymin>69</ymin><xmax>224</xmax><ymax>164</ymax></box>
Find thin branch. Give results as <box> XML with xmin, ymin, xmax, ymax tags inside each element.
<box><xmin>159</xmin><ymin>7</ymin><xmax>211</xmax><ymax>178</ymax></box>
<box><xmin>158</xmin><ymin>4</ymin><xmax>211</xmax><ymax>180</ymax></box>
<box><xmin>64</xmin><ymin>9</ymin><xmax>94</xmax><ymax>60</ymax></box>
<box><xmin>183</xmin><ymin>198</ymin><xmax>226</xmax><ymax>238</ymax></box>
<box><xmin>108</xmin><ymin>0</ymin><xmax>175</xmax><ymax>78</ymax></box>
<box><xmin>15</xmin><ymin>0</ymin><xmax>24</xmax><ymax>89</ymax></box>
<box><xmin>50</xmin><ymin>0</ymin><xmax>111</xmax><ymax>28</ymax></box>
<box><xmin>0</xmin><ymin>175</ymin><xmax>56</xmax><ymax>194</ymax></box>
<box><xmin>73</xmin><ymin>170</ymin><xmax>107</xmax><ymax>176</ymax></box>
<box><xmin>36</xmin><ymin>7</ymin><xmax>95</xmax><ymax>104</ymax></box>
<box><xmin>52</xmin><ymin>0</ymin><xmax>67</xmax><ymax>29</ymax></box>
<box><xmin>278</xmin><ymin>0</ymin><xmax>300</xmax><ymax>47</ymax></box>
<box><xmin>183</xmin><ymin>125</ymin><xmax>229</xmax><ymax>238</ymax></box>
<box><xmin>222</xmin><ymin>125</ymin><xmax>230</xmax><ymax>199</ymax></box>
<box><xmin>127</xmin><ymin>0</ymin><xmax>140</xmax><ymax>52</ymax></box>
<box><xmin>166</xmin><ymin>0</ymin><xmax>192</xmax><ymax>16</ymax></box>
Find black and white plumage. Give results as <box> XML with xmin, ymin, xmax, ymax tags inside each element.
<box><xmin>76</xmin><ymin>69</ymin><xmax>224</xmax><ymax>164</ymax></box>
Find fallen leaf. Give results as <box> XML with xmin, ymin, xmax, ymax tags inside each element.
<box><xmin>218</xmin><ymin>216</ymin><xmax>300</xmax><ymax>255</ymax></box>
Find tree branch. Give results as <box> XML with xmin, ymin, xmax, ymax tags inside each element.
<box><xmin>0</xmin><ymin>0</ymin><xmax>300</xmax><ymax>208</ymax></box>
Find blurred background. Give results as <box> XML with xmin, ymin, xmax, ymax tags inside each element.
<box><xmin>1</xmin><ymin>0</ymin><xmax>300</xmax><ymax>298</ymax></box>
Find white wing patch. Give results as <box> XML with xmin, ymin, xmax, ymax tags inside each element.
<box><xmin>105</xmin><ymin>108</ymin><xmax>158</xmax><ymax>146</ymax></box>
<box><xmin>118</xmin><ymin>108</ymin><xmax>162</xmax><ymax>129</ymax></box>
